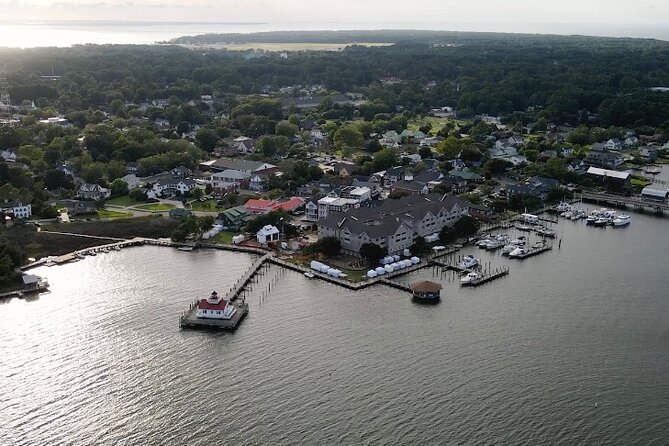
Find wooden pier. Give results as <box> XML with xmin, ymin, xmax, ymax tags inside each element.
<box><xmin>460</xmin><ymin>267</ymin><xmax>510</xmax><ymax>287</ymax></box>
<box><xmin>511</xmin><ymin>244</ymin><xmax>553</xmax><ymax>259</ymax></box>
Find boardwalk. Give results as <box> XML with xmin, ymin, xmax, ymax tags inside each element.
<box><xmin>580</xmin><ymin>192</ymin><xmax>669</xmax><ymax>213</ymax></box>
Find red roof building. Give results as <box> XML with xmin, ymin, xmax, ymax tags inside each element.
<box><xmin>244</xmin><ymin>197</ymin><xmax>305</xmax><ymax>215</ymax></box>
<box><xmin>197</xmin><ymin>291</ymin><xmax>237</xmax><ymax>319</ymax></box>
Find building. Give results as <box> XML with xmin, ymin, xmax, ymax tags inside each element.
<box><xmin>304</xmin><ymin>196</ymin><xmax>321</xmax><ymax>221</ymax></box>
<box><xmin>76</xmin><ymin>184</ymin><xmax>111</xmax><ymax>200</ymax></box>
<box><xmin>209</xmin><ymin>158</ymin><xmax>276</xmax><ymax>174</ymax></box>
<box><xmin>0</xmin><ymin>200</ymin><xmax>31</xmax><ymax>219</ymax></box>
<box><xmin>256</xmin><ymin>225</ymin><xmax>280</xmax><ymax>244</ymax></box>
<box><xmin>218</xmin><ymin>206</ymin><xmax>252</xmax><ymax>229</ymax></box>
<box><xmin>586</xmin><ymin>167</ymin><xmax>631</xmax><ymax>187</ymax></box>
<box><xmin>244</xmin><ymin>197</ymin><xmax>305</xmax><ymax>215</ymax></box>
<box><xmin>153</xmin><ymin>179</ymin><xmax>197</xmax><ymax>196</ymax></box>
<box><xmin>121</xmin><ymin>174</ymin><xmax>141</xmax><ymax>190</ymax></box>
<box><xmin>196</xmin><ymin>291</ymin><xmax>237</xmax><ymax>320</ymax></box>
<box><xmin>585</xmin><ymin>143</ymin><xmax>624</xmax><ymax>168</ymax></box>
<box><xmin>317</xmin><ymin>196</ymin><xmax>360</xmax><ymax>220</ymax></box>
<box><xmin>1</xmin><ymin>148</ymin><xmax>16</xmax><ymax>162</ymax></box>
<box><xmin>169</xmin><ymin>208</ymin><xmax>192</xmax><ymax>219</ymax></box>
<box><xmin>57</xmin><ymin>199</ymin><xmax>97</xmax><ymax>215</ymax></box>
<box><xmin>339</xmin><ymin>186</ymin><xmax>372</xmax><ymax>202</ymax></box>
<box><xmin>410</xmin><ymin>281</ymin><xmax>442</xmax><ymax>300</ymax></box>
<box><xmin>317</xmin><ymin>194</ymin><xmax>469</xmax><ymax>256</ymax></box>
<box><xmin>211</xmin><ymin>170</ymin><xmax>250</xmax><ymax>194</ymax></box>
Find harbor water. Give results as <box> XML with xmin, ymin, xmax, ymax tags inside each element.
<box><xmin>2</xmin><ymin>206</ymin><xmax>669</xmax><ymax>445</ymax></box>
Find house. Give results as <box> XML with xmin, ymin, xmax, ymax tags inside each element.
<box><xmin>468</xmin><ymin>203</ymin><xmax>497</xmax><ymax>222</ymax></box>
<box><xmin>624</xmin><ymin>136</ymin><xmax>640</xmax><ymax>147</ymax></box>
<box><xmin>126</xmin><ymin>162</ymin><xmax>139</xmax><ymax>174</ymax></box>
<box><xmin>38</xmin><ymin>117</ymin><xmax>71</xmax><ymax>128</ymax></box>
<box><xmin>304</xmin><ymin>196</ymin><xmax>321</xmax><ymax>221</ymax></box>
<box><xmin>196</xmin><ymin>291</ymin><xmax>237</xmax><ymax>320</ymax></box>
<box><xmin>210</xmin><ymin>158</ymin><xmax>277</xmax><ymax>175</ymax></box>
<box><xmin>317</xmin><ymin>194</ymin><xmax>469</xmax><ymax>256</ymax></box>
<box><xmin>257</xmin><ymin>225</ymin><xmax>280</xmax><ymax>245</ymax></box>
<box><xmin>380</xmin><ymin>130</ymin><xmax>401</xmax><ymax>147</ymax></box>
<box><xmin>638</xmin><ymin>146</ymin><xmax>658</xmax><ymax>161</ymax></box>
<box><xmin>391</xmin><ymin>170</ymin><xmax>444</xmax><ymax>196</ymax></box>
<box><xmin>317</xmin><ymin>196</ymin><xmax>361</xmax><ymax>220</ymax></box>
<box><xmin>232</xmin><ymin>136</ymin><xmax>256</xmax><ymax>154</ymax></box>
<box><xmin>153</xmin><ymin>179</ymin><xmax>197</xmax><ymax>196</ymax></box>
<box><xmin>1</xmin><ymin>149</ymin><xmax>16</xmax><ymax>162</ymax></box>
<box><xmin>57</xmin><ymin>199</ymin><xmax>97</xmax><ymax>215</ymax></box>
<box><xmin>384</xmin><ymin>166</ymin><xmax>406</xmax><ymax>185</ymax></box>
<box><xmin>121</xmin><ymin>174</ymin><xmax>141</xmax><ymax>190</ymax></box>
<box><xmin>218</xmin><ymin>206</ymin><xmax>252</xmax><ymax>229</ymax></box>
<box><xmin>170</xmin><ymin>166</ymin><xmax>192</xmax><ymax>179</ymax></box>
<box><xmin>333</xmin><ymin>162</ymin><xmax>359</xmax><ymax>177</ymax></box>
<box><xmin>448</xmin><ymin>170</ymin><xmax>484</xmax><ymax>183</ymax></box>
<box><xmin>351</xmin><ymin>175</ymin><xmax>383</xmax><ymax>199</ymax></box>
<box><xmin>339</xmin><ymin>186</ymin><xmax>372</xmax><ymax>202</ymax></box>
<box><xmin>606</xmin><ymin>138</ymin><xmax>623</xmax><ymax>150</ymax></box>
<box><xmin>244</xmin><ymin>197</ymin><xmax>305</xmax><ymax>215</ymax></box>
<box><xmin>507</xmin><ymin>177</ymin><xmax>559</xmax><ymax>201</ymax></box>
<box><xmin>76</xmin><ymin>184</ymin><xmax>111</xmax><ymax>200</ymax></box>
<box><xmin>585</xmin><ymin>144</ymin><xmax>624</xmax><ymax>168</ymax></box>
<box><xmin>0</xmin><ymin>200</ymin><xmax>32</xmax><ymax>219</ymax></box>
<box><xmin>586</xmin><ymin>167</ymin><xmax>631</xmax><ymax>187</ymax></box>
<box><xmin>441</xmin><ymin>175</ymin><xmax>469</xmax><ymax>194</ymax></box>
<box><xmin>211</xmin><ymin>170</ymin><xmax>251</xmax><ymax>194</ymax></box>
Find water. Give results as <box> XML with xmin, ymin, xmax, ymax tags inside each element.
<box><xmin>2</xmin><ymin>206</ymin><xmax>669</xmax><ymax>445</ymax></box>
<box><xmin>0</xmin><ymin>20</ymin><xmax>667</xmax><ymax>48</ymax></box>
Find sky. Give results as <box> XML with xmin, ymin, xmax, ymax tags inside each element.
<box><xmin>0</xmin><ymin>0</ymin><xmax>668</xmax><ymax>40</ymax></box>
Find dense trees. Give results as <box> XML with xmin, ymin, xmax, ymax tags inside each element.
<box><xmin>359</xmin><ymin>242</ymin><xmax>387</xmax><ymax>265</ymax></box>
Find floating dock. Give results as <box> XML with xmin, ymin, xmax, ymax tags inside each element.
<box><xmin>460</xmin><ymin>268</ymin><xmax>510</xmax><ymax>287</ymax></box>
<box><xmin>510</xmin><ymin>245</ymin><xmax>553</xmax><ymax>259</ymax></box>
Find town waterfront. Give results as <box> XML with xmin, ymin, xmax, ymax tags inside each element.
<box><xmin>2</xmin><ymin>207</ymin><xmax>669</xmax><ymax>444</ymax></box>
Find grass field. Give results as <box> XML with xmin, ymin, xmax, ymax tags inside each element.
<box><xmin>189</xmin><ymin>199</ymin><xmax>222</xmax><ymax>212</ymax></box>
<box><xmin>96</xmin><ymin>209</ymin><xmax>133</xmax><ymax>219</ymax></box>
<box><xmin>211</xmin><ymin>231</ymin><xmax>235</xmax><ymax>244</ymax></box>
<box><xmin>105</xmin><ymin>196</ymin><xmax>143</xmax><ymax>207</ymax></box>
<box><xmin>135</xmin><ymin>203</ymin><xmax>176</xmax><ymax>212</ymax></box>
<box><xmin>180</xmin><ymin>42</ymin><xmax>392</xmax><ymax>52</ymax></box>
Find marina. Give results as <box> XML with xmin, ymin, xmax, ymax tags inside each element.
<box><xmin>5</xmin><ymin>206</ymin><xmax>669</xmax><ymax>446</ymax></box>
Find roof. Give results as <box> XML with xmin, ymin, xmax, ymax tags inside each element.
<box><xmin>448</xmin><ymin>170</ymin><xmax>483</xmax><ymax>181</ymax></box>
<box><xmin>211</xmin><ymin>158</ymin><xmax>276</xmax><ymax>172</ymax></box>
<box><xmin>410</xmin><ymin>281</ymin><xmax>443</xmax><ymax>293</ymax></box>
<box><xmin>258</xmin><ymin>225</ymin><xmax>279</xmax><ymax>235</ymax></box>
<box><xmin>586</xmin><ymin>167</ymin><xmax>630</xmax><ymax>180</ymax></box>
<box><xmin>641</xmin><ymin>187</ymin><xmax>668</xmax><ymax>198</ymax></box>
<box><xmin>198</xmin><ymin>298</ymin><xmax>229</xmax><ymax>310</ymax></box>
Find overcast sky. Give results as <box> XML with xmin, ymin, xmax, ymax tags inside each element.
<box><xmin>2</xmin><ymin>0</ymin><xmax>668</xmax><ymax>38</ymax></box>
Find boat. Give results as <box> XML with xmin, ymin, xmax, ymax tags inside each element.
<box><xmin>516</xmin><ymin>224</ymin><xmax>532</xmax><ymax>232</ymax></box>
<box><xmin>501</xmin><ymin>244</ymin><xmax>517</xmax><ymax>256</ymax></box>
<box><xmin>485</xmin><ymin>239</ymin><xmax>506</xmax><ymax>250</ymax></box>
<box><xmin>612</xmin><ymin>214</ymin><xmax>631</xmax><ymax>226</ymax></box>
<box><xmin>178</xmin><ymin>246</ymin><xmax>194</xmax><ymax>252</ymax></box>
<box><xmin>460</xmin><ymin>271</ymin><xmax>482</xmax><ymax>286</ymax></box>
<box><xmin>535</xmin><ymin>227</ymin><xmax>556</xmax><ymax>238</ymax></box>
<box><xmin>114</xmin><ymin>245</ymin><xmax>121</xmax><ymax>251</ymax></box>
<box><xmin>585</xmin><ymin>215</ymin><xmax>597</xmax><ymax>225</ymax></box>
<box><xmin>508</xmin><ymin>247</ymin><xmax>528</xmax><ymax>258</ymax></box>
<box><xmin>556</xmin><ymin>202</ymin><xmax>572</xmax><ymax>212</ymax></box>
<box><xmin>593</xmin><ymin>217</ymin><xmax>609</xmax><ymax>227</ymax></box>
<box><xmin>644</xmin><ymin>166</ymin><xmax>661</xmax><ymax>175</ymax></box>
<box><xmin>457</xmin><ymin>255</ymin><xmax>480</xmax><ymax>270</ymax></box>
<box><xmin>303</xmin><ymin>272</ymin><xmax>315</xmax><ymax>278</ymax></box>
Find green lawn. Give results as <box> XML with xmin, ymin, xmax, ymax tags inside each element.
<box><xmin>105</xmin><ymin>195</ymin><xmax>142</xmax><ymax>207</ymax></box>
<box><xmin>135</xmin><ymin>203</ymin><xmax>176</xmax><ymax>212</ymax></box>
<box><xmin>96</xmin><ymin>209</ymin><xmax>133</xmax><ymax>219</ymax></box>
<box><xmin>189</xmin><ymin>199</ymin><xmax>222</xmax><ymax>212</ymax></box>
<box><xmin>211</xmin><ymin>231</ymin><xmax>236</xmax><ymax>244</ymax></box>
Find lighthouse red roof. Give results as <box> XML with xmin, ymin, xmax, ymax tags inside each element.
<box><xmin>198</xmin><ymin>298</ymin><xmax>229</xmax><ymax>310</ymax></box>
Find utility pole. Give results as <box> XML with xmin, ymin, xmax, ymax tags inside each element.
<box><xmin>0</xmin><ymin>66</ymin><xmax>14</xmax><ymax>127</ymax></box>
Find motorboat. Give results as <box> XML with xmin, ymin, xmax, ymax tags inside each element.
<box><xmin>303</xmin><ymin>272</ymin><xmax>315</xmax><ymax>278</ymax></box>
<box><xmin>485</xmin><ymin>239</ymin><xmax>506</xmax><ymax>250</ymax></box>
<box><xmin>535</xmin><ymin>227</ymin><xmax>556</xmax><ymax>238</ymax></box>
<box><xmin>561</xmin><ymin>211</ymin><xmax>573</xmax><ymax>219</ymax></box>
<box><xmin>586</xmin><ymin>215</ymin><xmax>597</xmax><ymax>225</ymax></box>
<box><xmin>593</xmin><ymin>217</ymin><xmax>609</xmax><ymax>227</ymax></box>
<box><xmin>178</xmin><ymin>246</ymin><xmax>194</xmax><ymax>252</ymax></box>
<box><xmin>501</xmin><ymin>244</ymin><xmax>517</xmax><ymax>256</ymax></box>
<box><xmin>556</xmin><ymin>202</ymin><xmax>572</xmax><ymax>212</ymax></box>
<box><xmin>508</xmin><ymin>247</ymin><xmax>528</xmax><ymax>258</ymax></box>
<box><xmin>516</xmin><ymin>224</ymin><xmax>532</xmax><ymax>232</ymax></box>
<box><xmin>460</xmin><ymin>271</ymin><xmax>482</xmax><ymax>286</ymax></box>
<box><xmin>612</xmin><ymin>215</ymin><xmax>631</xmax><ymax>226</ymax></box>
<box><xmin>457</xmin><ymin>255</ymin><xmax>481</xmax><ymax>270</ymax></box>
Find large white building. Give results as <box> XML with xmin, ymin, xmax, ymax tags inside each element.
<box><xmin>317</xmin><ymin>194</ymin><xmax>469</xmax><ymax>256</ymax></box>
<box><xmin>1</xmin><ymin>200</ymin><xmax>32</xmax><ymax>219</ymax></box>
<box><xmin>317</xmin><ymin>196</ymin><xmax>360</xmax><ymax>220</ymax></box>
<box><xmin>256</xmin><ymin>225</ymin><xmax>280</xmax><ymax>245</ymax></box>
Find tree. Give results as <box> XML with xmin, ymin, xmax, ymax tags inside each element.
<box><xmin>334</xmin><ymin>125</ymin><xmax>364</xmax><ymax>148</ymax></box>
<box><xmin>359</xmin><ymin>242</ymin><xmax>387</xmax><ymax>266</ymax></box>
<box><xmin>275</xmin><ymin>120</ymin><xmax>298</xmax><ymax>138</ymax></box>
<box><xmin>483</xmin><ymin>158</ymin><xmax>512</xmax><ymax>176</ymax></box>
<box><xmin>129</xmin><ymin>188</ymin><xmax>148</xmax><ymax>201</ymax></box>
<box><xmin>43</xmin><ymin>169</ymin><xmax>73</xmax><ymax>190</ymax></box>
<box><xmin>305</xmin><ymin>236</ymin><xmax>342</xmax><ymax>257</ymax></box>
<box><xmin>257</xmin><ymin>135</ymin><xmax>289</xmax><ymax>158</ymax></box>
<box><xmin>109</xmin><ymin>179</ymin><xmax>129</xmax><ymax>197</ymax></box>
<box><xmin>437</xmin><ymin>136</ymin><xmax>465</xmax><ymax>158</ymax></box>
<box><xmin>366</xmin><ymin>139</ymin><xmax>382</xmax><ymax>153</ymax></box>
<box><xmin>195</xmin><ymin>128</ymin><xmax>218</xmax><ymax>152</ymax></box>
<box><xmin>439</xmin><ymin>216</ymin><xmax>480</xmax><ymax>243</ymax></box>
<box><xmin>409</xmin><ymin>236</ymin><xmax>430</xmax><ymax>256</ymax></box>
<box><xmin>418</xmin><ymin>146</ymin><xmax>433</xmax><ymax>159</ymax></box>
<box><xmin>373</xmin><ymin>148</ymin><xmax>398</xmax><ymax>171</ymax></box>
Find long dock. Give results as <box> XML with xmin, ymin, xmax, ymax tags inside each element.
<box><xmin>460</xmin><ymin>267</ymin><xmax>510</xmax><ymax>287</ymax></box>
<box><xmin>511</xmin><ymin>245</ymin><xmax>553</xmax><ymax>259</ymax></box>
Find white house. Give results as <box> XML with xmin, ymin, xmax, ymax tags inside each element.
<box><xmin>121</xmin><ymin>174</ymin><xmax>141</xmax><ymax>190</ymax></box>
<box><xmin>1</xmin><ymin>149</ymin><xmax>16</xmax><ymax>162</ymax></box>
<box><xmin>196</xmin><ymin>291</ymin><xmax>237</xmax><ymax>320</ymax></box>
<box><xmin>256</xmin><ymin>225</ymin><xmax>280</xmax><ymax>245</ymax></box>
<box><xmin>77</xmin><ymin>184</ymin><xmax>111</xmax><ymax>200</ymax></box>
<box><xmin>153</xmin><ymin>179</ymin><xmax>197</xmax><ymax>196</ymax></box>
<box><xmin>0</xmin><ymin>200</ymin><xmax>32</xmax><ymax>219</ymax></box>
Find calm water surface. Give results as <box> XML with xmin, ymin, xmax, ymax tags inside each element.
<box><xmin>2</xmin><ymin>204</ymin><xmax>669</xmax><ymax>445</ymax></box>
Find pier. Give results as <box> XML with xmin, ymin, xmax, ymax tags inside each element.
<box><xmin>179</xmin><ymin>253</ymin><xmax>271</xmax><ymax>330</ymax></box>
<box><xmin>460</xmin><ymin>267</ymin><xmax>510</xmax><ymax>287</ymax></box>
<box><xmin>511</xmin><ymin>244</ymin><xmax>553</xmax><ymax>259</ymax></box>
<box><xmin>580</xmin><ymin>192</ymin><xmax>669</xmax><ymax>214</ymax></box>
